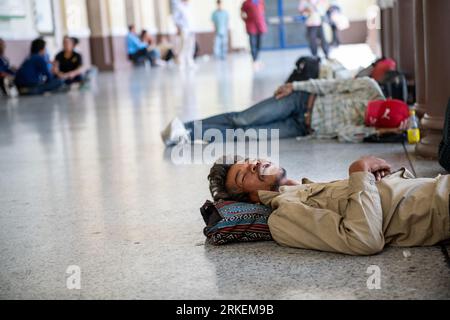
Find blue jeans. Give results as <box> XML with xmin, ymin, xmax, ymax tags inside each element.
<box><xmin>18</xmin><ymin>78</ymin><xmax>64</xmax><ymax>96</ymax></box>
<box><xmin>185</xmin><ymin>91</ymin><xmax>309</xmax><ymax>142</ymax></box>
<box><xmin>214</xmin><ymin>33</ymin><xmax>228</xmax><ymax>59</ymax></box>
<box><xmin>249</xmin><ymin>33</ymin><xmax>262</xmax><ymax>61</ymax></box>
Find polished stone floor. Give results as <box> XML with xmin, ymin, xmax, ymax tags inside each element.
<box><xmin>0</xmin><ymin>47</ymin><xmax>448</xmax><ymax>299</ymax></box>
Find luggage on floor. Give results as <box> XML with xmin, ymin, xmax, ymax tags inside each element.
<box><xmin>286</xmin><ymin>56</ymin><xmax>321</xmax><ymax>83</ymax></box>
<box><xmin>365</xmin><ymin>99</ymin><xmax>410</xmax><ymax>128</ymax></box>
<box><xmin>379</xmin><ymin>70</ymin><xmax>408</xmax><ymax>103</ymax></box>
<box><xmin>355</xmin><ymin>57</ymin><xmax>397</xmax><ymax>82</ymax></box>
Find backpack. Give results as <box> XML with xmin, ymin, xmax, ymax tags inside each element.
<box><xmin>379</xmin><ymin>71</ymin><xmax>408</xmax><ymax>103</ymax></box>
<box><xmin>286</xmin><ymin>56</ymin><xmax>321</xmax><ymax>83</ymax></box>
<box><xmin>365</xmin><ymin>99</ymin><xmax>410</xmax><ymax>128</ymax></box>
<box><xmin>355</xmin><ymin>57</ymin><xmax>397</xmax><ymax>82</ymax></box>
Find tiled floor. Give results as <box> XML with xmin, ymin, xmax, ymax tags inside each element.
<box><xmin>0</xmin><ymin>46</ymin><xmax>448</xmax><ymax>299</ymax></box>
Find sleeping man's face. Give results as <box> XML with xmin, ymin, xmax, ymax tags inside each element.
<box><xmin>225</xmin><ymin>159</ymin><xmax>287</xmax><ymax>203</ymax></box>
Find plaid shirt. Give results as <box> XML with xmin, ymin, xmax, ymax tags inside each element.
<box><xmin>293</xmin><ymin>77</ymin><xmax>385</xmax><ymax>143</ymax></box>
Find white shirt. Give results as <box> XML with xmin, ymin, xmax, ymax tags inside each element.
<box><xmin>298</xmin><ymin>0</ymin><xmax>329</xmax><ymax>27</ymax></box>
<box><xmin>173</xmin><ymin>1</ymin><xmax>194</xmax><ymax>32</ymax></box>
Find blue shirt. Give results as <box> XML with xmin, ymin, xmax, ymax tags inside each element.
<box><xmin>0</xmin><ymin>55</ymin><xmax>15</xmax><ymax>76</ymax></box>
<box><xmin>15</xmin><ymin>54</ymin><xmax>53</xmax><ymax>87</ymax></box>
<box><xmin>212</xmin><ymin>9</ymin><xmax>229</xmax><ymax>36</ymax></box>
<box><xmin>126</xmin><ymin>33</ymin><xmax>148</xmax><ymax>55</ymax></box>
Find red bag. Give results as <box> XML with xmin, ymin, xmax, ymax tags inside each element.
<box><xmin>365</xmin><ymin>99</ymin><xmax>409</xmax><ymax>128</ymax></box>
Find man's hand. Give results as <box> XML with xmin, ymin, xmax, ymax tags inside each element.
<box><xmin>349</xmin><ymin>156</ymin><xmax>392</xmax><ymax>181</ymax></box>
<box><xmin>274</xmin><ymin>83</ymin><xmax>294</xmax><ymax>100</ymax></box>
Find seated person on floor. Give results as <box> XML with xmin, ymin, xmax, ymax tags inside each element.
<box><xmin>127</xmin><ymin>25</ymin><xmax>159</xmax><ymax>67</ymax></box>
<box><xmin>0</xmin><ymin>38</ymin><xmax>17</xmax><ymax>96</ymax></box>
<box><xmin>140</xmin><ymin>30</ymin><xmax>166</xmax><ymax>66</ymax></box>
<box><xmin>53</xmin><ymin>36</ymin><xmax>85</xmax><ymax>86</ymax></box>
<box><xmin>207</xmin><ymin>156</ymin><xmax>450</xmax><ymax>256</ymax></box>
<box><xmin>157</xmin><ymin>36</ymin><xmax>176</xmax><ymax>62</ymax></box>
<box><xmin>15</xmin><ymin>38</ymin><xmax>64</xmax><ymax>96</ymax></box>
<box><xmin>161</xmin><ymin>77</ymin><xmax>406</xmax><ymax>146</ymax></box>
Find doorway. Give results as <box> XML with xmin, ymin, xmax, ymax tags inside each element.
<box><xmin>262</xmin><ymin>0</ymin><xmax>309</xmax><ymax>50</ymax></box>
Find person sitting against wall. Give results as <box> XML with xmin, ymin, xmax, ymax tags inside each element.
<box><xmin>127</xmin><ymin>25</ymin><xmax>159</xmax><ymax>67</ymax></box>
<box><xmin>157</xmin><ymin>36</ymin><xmax>176</xmax><ymax>63</ymax></box>
<box><xmin>161</xmin><ymin>77</ymin><xmax>406</xmax><ymax>146</ymax></box>
<box><xmin>0</xmin><ymin>38</ymin><xmax>17</xmax><ymax>97</ymax></box>
<box><xmin>52</xmin><ymin>36</ymin><xmax>86</xmax><ymax>86</ymax></box>
<box><xmin>139</xmin><ymin>30</ymin><xmax>166</xmax><ymax>66</ymax></box>
<box><xmin>14</xmin><ymin>38</ymin><xmax>64</xmax><ymax>96</ymax></box>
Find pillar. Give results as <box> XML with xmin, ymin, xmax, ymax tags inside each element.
<box><xmin>392</xmin><ymin>0</ymin><xmax>415</xmax><ymax>79</ymax></box>
<box><xmin>413</xmin><ymin>0</ymin><xmax>426</xmax><ymax>116</ymax></box>
<box><xmin>86</xmin><ymin>0</ymin><xmax>129</xmax><ymax>71</ymax></box>
<box><xmin>415</xmin><ymin>0</ymin><xmax>450</xmax><ymax>158</ymax></box>
<box><xmin>378</xmin><ymin>0</ymin><xmax>394</xmax><ymax>59</ymax></box>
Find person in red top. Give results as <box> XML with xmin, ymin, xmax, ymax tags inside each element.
<box><xmin>241</xmin><ymin>0</ymin><xmax>267</xmax><ymax>67</ymax></box>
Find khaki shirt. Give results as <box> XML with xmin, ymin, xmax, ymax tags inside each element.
<box><xmin>259</xmin><ymin>169</ymin><xmax>450</xmax><ymax>256</ymax></box>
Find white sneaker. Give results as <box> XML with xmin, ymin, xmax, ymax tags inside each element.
<box><xmin>161</xmin><ymin>117</ymin><xmax>190</xmax><ymax>146</ymax></box>
<box><xmin>2</xmin><ymin>77</ymin><xmax>11</xmax><ymax>97</ymax></box>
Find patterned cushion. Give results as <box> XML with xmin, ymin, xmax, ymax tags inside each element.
<box><xmin>200</xmin><ymin>200</ymin><xmax>273</xmax><ymax>245</ymax></box>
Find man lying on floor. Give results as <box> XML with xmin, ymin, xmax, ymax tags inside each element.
<box><xmin>162</xmin><ymin>77</ymin><xmax>405</xmax><ymax>146</ymax></box>
<box><xmin>207</xmin><ymin>156</ymin><xmax>450</xmax><ymax>256</ymax></box>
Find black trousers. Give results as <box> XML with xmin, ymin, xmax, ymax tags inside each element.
<box><xmin>249</xmin><ymin>33</ymin><xmax>262</xmax><ymax>62</ymax></box>
<box><xmin>129</xmin><ymin>48</ymin><xmax>156</xmax><ymax>66</ymax></box>
<box><xmin>307</xmin><ymin>26</ymin><xmax>329</xmax><ymax>58</ymax></box>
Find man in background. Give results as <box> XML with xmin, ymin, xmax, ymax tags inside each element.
<box><xmin>53</xmin><ymin>36</ymin><xmax>84</xmax><ymax>86</ymax></box>
<box><xmin>212</xmin><ymin>0</ymin><xmax>229</xmax><ymax>60</ymax></box>
<box><xmin>126</xmin><ymin>25</ymin><xmax>159</xmax><ymax>67</ymax></box>
<box><xmin>173</xmin><ymin>0</ymin><xmax>196</xmax><ymax>69</ymax></box>
<box><xmin>299</xmin><ymin>0</ymin><xmax>330</xmax><ymax>58</ymax></box>
<box><xmin>241</xmin><ymin>0</ymin><xmax>267</xmax><ymax>69</ymax></box>
<box><xmin>15</xmin><ymin>38</ymin><xmax>64</xmax><ymax>96</ymax></box>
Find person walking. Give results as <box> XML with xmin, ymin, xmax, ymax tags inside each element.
<box><xmin>212</xmin><ymin>0</ymin><xmax>229</xmax><ymax>60</ymax></box>
<box><xmin>241</xmin><ymin>0</ymin><xmax>267</xmax><ymax>69</ymax></box>
<box><xmin>299</xmin><ymin>0</ymin><xmax>330</xmax><ymax>58</ymax></box>
<box><xmin>173</xmin><ymin>0</ymin><xmax>196</xmax><ymax>69</ymax></box>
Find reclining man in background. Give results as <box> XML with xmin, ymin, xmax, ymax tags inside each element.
<box><xmin>207</xmin><ymin>155</ymin><xmax>450</xmax><ymax>256</ymax></box>
<box><xmin>162</xmin><ymin>77</ymin><xmax>405</xmax><ymax>146</ymax></box>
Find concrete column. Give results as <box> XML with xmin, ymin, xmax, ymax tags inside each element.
<box><xmin>86</xmin><ymin>0</ymin><xmax>129</xmax><ymax>71</ymax></box>
<box><xmin>378</xmin><ymin>0</ymin><xmax>394</xmax><ymax>58</ymax></box>
<box><xmin>392</xmin><ymin>0</ymin><xmax>415</xmax><ymax>79</ymax></box>
<box><xmin>415</xmin><ymin>0</ymin><xmax>450</xmax><ymax>158</ymax></box>
<box><xmin>413</xmin><ymin>0</ymin><xmax>426</xmax><ymax>116</ymax></box>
